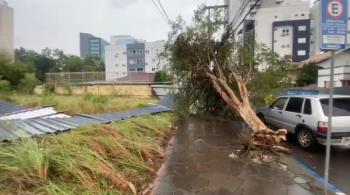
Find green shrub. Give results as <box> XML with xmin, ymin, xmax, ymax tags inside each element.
<box><xmin>83</xmin><ymin>93</ymin><xmax>108</xmax><ymax>104</ymax></box>
<box><xmin>0</xmin><ymin>80</ymin><xmax>10</xmax><ymax>92</ymax></box>
<box><xmin>63</xmin><ymin>83</ymin><xmax>72</xmax><ymax>95</ymax></box>
<box><xmin>83</xmin><ymin>92</ymin><xmax>94</xmax><ymax>101</ymax></box>
<box><xmin>42</xmin><ymin>83</ymin><xmax>55</xmax><ymax>96</ymax></box>
<box><xmin>18</xmin><ymin>73</ymin><xmax>40</xmax><ymax>94</ymax></box>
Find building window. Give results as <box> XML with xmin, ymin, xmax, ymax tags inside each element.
<box><xmin>301</xmin><ymin>14</ymin><xmax>305</xmax><ymax>16</ymax></box>
<box><xmin>274</xmin><ymin>28</ymin><xmax>277</xmax><ymax>31</ymax></box>
<box><xmin>90</xmin><ymin>50</ymin><xmax>100</xmax><ymax>55</ymax></box>
<box><xmin>123</xmin><ymin>72</ymin><xmax>126</xmax><ymax>75</ymax></box>
<box><xmin>297</xmin><ymin>50</ymin><xmax>306</xmax><ymax>56</ymax></box>
<box><xmin>115</xmin><ymin>64</ymin><xmax>118</xmax><ymax>67</ymax></box>
<box><xmin>123</xmin><ymin>52</ymin><xmax>127</xmax><ymax>55</ymax></box>
<box><xmin>137</xmin><ymin>68</ymin><xmax>144</xmax><ymax>71</ymax></box>
<box><xmin>152</xmin><ymin>68</ymin><xmax>156</xmax><ymax>71</ymax></box>
<box><xmin>146</xmin><ymin>50</ymin><xmax>149</xmax><ymax>53</ymax></box>
<box><xmin>311</xmin><ymin>41</ymin><xmax>314</xmax><ymax>44</ymax></box>
<box><xmin>136</xmin><ymin>59</ymin><xmax>143</xmax><ymax>64</ymax></box>
<box><xmin>129</xmin><ymin>68</ymin><xmax>136</xmax><ymax>72</ymax></box>
<box><xmin>129</xmin><ymin>50</ymin><xmax>133</xmax><ymax>54</ymax></box>
<box><xmin>274</xmin><ymin>16</ymin><xmax>277</xmax><ymax>18</ymax></box>
<box><xmin>90</xmin><ymin>43</ymin><xmax>100</xmax><ymax>47</ymax></box>
<box><xmin>90</xmin><ymin>39</ymin><xmax>100</xmax><ymax>43</ymax></box>
<box><xmin>115</xmin><ymin>54</ymin><xmax>119</xmax><ymax>58</ymax></box>
<box><xmin>123</xmin><ymin>64</ymin><xmax>126</xmax><ymax>66</ymax></box>
<box><xmin>152</xmin><ymin>59</ymin><xmax>156</xmax><ymax>62</ymax></box>
<box><xmin>274</xmin><ymin>40</ymin><xmax>277</xmax><ymax>42</ymax></box>
<box><xmin>139</xmin><ymin>50</ymin><xmax>143</xmax><ymax>54</ymax></box>
<box><xmin>133</xmin><ymin>50</ymin><xmax>136</xmax><ymax>54</ymax></box>
<box><xmin>298</xmin><ymin>26</ymin><xmax>306</xmax><ymax>31</ymax></box>
<box><xmin>298</xmin><ymin>38</ymin><xmax>306</xmax><ymax>43</ymax></box>
<box><xmin>90</xmin><ymin>47</ymin><xmax>100</xmax><ymax>50</ymax></box>
<box><xmin>286</xmin><ymin>29</ymin><xmax>289</xmax><ymax>33</ymax></box>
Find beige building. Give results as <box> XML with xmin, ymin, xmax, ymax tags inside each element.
<box><xmin>0</xmin><ymin>0</ymin><xmax>14</xmax><ymax>62</ymax></box>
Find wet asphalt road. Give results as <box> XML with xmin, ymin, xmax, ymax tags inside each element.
<box><xmin>282</xmin><ymin>134</ymin><xmax>350</xmax><ymax>194</ymax></box>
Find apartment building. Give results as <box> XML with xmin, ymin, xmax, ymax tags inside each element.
<box><xmin>310</xmin><ymin>0</ymin><xmax>350</xmax><ymax>55</ymax></box>
<box><xmin>0</xmin><ymin>0</ymin><xmax>14</xmax><ymax>62</ymax></box>
<box><xmin>255</xmin><ymin>3</ymin><xmax>311</xmax><ymax>66</ymax></box>
<box><xmin>79</xmin><ymin>33</ymin><xmax>110</xmax><ymax>58</ymax></box>
<box><xmin>225</xmin><ymin>0</ymin><xmax>286</xmax><ymax>44</ymax></box>
<box><xmin>104</xmin><ymin>35</ymin><xmax>167</xmax><ymax>80</ymax></box>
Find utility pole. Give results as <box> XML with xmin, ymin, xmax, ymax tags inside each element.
<box><xmin>204</xmin><ymin>4</ymin><xmax>228</xmax><ymax>37</ymax></box>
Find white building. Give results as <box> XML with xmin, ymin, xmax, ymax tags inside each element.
<box><xmin>310</xmin><ymin>0</ymin><xmax>350</xmax><ymax>56</ymax></box>
<box><xmin>255</xmin><ymin>3</ymin><xmax>311</xmax><ymax>64</ymax></box>
<box><xmin>298</xmin><ymin>48</ymin><xmax>350</xmax><ymax>87</ymax></box>
<box><xmin>0</xmin><ymin>0</ymin><xmax>14</xmax><ymax>62</ymax></box>
<box><xmin>105</xmin><ymin>35</ymin><xmax>167</xmax><ymax>80</ymax></box>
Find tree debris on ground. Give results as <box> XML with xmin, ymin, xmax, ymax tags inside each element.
<box><xmin>161</xmin><ymin>4</ymin><xmax>294</xmax><ymax>154</ymax></box>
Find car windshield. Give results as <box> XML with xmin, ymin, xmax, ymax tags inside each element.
<box><xmin>320</xmin><ymin>98</ymin><xmax>350</xmax><ymax>116</ymax></box>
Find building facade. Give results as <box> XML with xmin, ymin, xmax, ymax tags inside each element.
<box><xmin>310</xmin><ymin>0</ymin><xmax>350</xmax><ymax>55</ymax></box>
<box><xmin>225</xmin><ymin>0</ymin><xmax>285</xmax><ymax>44</ymax></box>
<box><xmin>0</xmin><ymin>0</ymin><xmax>14</xmax><ymax>62</ymax></box>
<box><xmin>79</xmin><ymin>33</ymin><xmax>109</xmax><ymax>58</ymax></box>
<box><xmin>105</xmin><ymin>35</ymin><xmax>167</xmax><ymax>80</ymax></box>
<box><xmin>255</xmin><ymin>3</ymin><xmax>311</xmax><ymax>66</ymax></box>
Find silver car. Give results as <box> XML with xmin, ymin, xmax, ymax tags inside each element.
<box><xmin>256</xmin><ymin>95</ymin><xmax>350</xmax><ymax>149</ymax></box>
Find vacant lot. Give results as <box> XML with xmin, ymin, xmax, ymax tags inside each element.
<box><xmin>1</xmin><ymin>93</ymin><xmax>158</xmax><ymax>114</ymax></box>
<box><xmin>0</xmin><ymin>113</ymin><xmax>175</xmax><ymax>194</ymax></box>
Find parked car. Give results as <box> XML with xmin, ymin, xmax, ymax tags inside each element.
<box><xmin>256</xmin><ymin>95</ymin><xmax>350</xmax><ymax>149</ymax></box>
<box><xmin>283</xmin><ymin>89</ymin><xmax>318</xmax><ymax>96</ymax></box>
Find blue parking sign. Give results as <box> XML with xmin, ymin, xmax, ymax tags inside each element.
<box><xmin>320</xmin><ymin>0</ymin><xmax>348</xmax><ymax>50</ymax></box>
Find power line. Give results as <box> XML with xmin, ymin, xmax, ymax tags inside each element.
<box><xmin>156</xmin><ymin>0</ymin><xmax>170</xmax><ymax>23</ymax></box>
<box><xmin>148</xmin><ymin>0</ymin><xmax>168</xmax><ymax>24</ymax></box>
<box><xmin>231</xmin><ymin>0</ymin><xmax>260</xmax><ymax>34</ymax></box>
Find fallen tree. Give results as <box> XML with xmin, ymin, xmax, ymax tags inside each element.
<box><xmin>161</xmin><ymin>5</ymin><xmax>293</xmax><ymax>153</ymax></box>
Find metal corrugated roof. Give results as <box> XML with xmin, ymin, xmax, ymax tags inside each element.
<box><xmin>0</xmin><ymin>99</ymin><xmax>28</xmax><ymax>115</ymax></box>
<box><xmin>0</xmin><ymin>106</ymin><xmax>70</xmax><ymax>120</ymax></box>
<box><xmin>0</xmin><ymin>94</ymin><xmax>174</xmax><ymax>142</ymax></box>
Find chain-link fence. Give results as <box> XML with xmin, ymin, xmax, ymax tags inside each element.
<box><xmin>46</xmin><ymin>72</ymin><xmax>159</xmax><ymax>85</ymax></box>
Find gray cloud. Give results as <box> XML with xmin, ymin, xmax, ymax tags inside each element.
<box><xmin>109</xmin><ymin>0</ymin><xmax>140</xmax><ymax>8</ymax></box>
<box><xmin>9</xmin><ymin>0</ymin><xmax>222</xmax><ymax>55</ymax></box>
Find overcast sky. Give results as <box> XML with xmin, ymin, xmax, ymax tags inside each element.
<box><xmin>10</xmin><ymin>0</ymin><xmax>223</xmax><ymax>55</ymax></box>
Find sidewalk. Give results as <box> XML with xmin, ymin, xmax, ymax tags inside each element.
<box><xmin>151</xmin><ymin>118</ymin><xmax>334</xmax><ymax>195</ymax></box>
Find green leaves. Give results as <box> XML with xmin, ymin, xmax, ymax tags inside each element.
<box><xmin>160</xmin><ymin>3</ymin><xmax>291</xmax><ymax>116</ymax></box>
<box><xmin>296</xmin><ymin>62</ymin><xmax>318</xmax><ymax>87</ymax></box>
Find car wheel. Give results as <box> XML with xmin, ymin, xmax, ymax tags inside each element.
<box><xmin>297</xmin><ymin>129</ymin><xmax>315</xmax><ymax>149</ymax></box>
<box><xmin>257</xmin><ymin>114</ymin><xmax>266</xmax><ymax>124</ymax></box>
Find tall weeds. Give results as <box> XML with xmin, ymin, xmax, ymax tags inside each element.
<box><xmin>0</xmin><ymin>113</ymin><xmax>175</xmax><ymax>194</ymax></box>
<box><xmin>2</xmin><ymin>93</ymin><xmax>157</xmax><ymax>114</ymax></box>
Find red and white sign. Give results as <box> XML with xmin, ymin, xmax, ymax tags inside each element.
<box><xmin>327</xmin><ymin>0</ymin><xmax>345</xmax><ymax>19</ymax></box>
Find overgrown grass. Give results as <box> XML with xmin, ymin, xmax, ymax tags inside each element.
<box><xmin>0</xmin><ymin>93</ymin><xmax>158</xmax><ymax>115</ymax></box>
<box><xmin>0</xmin><ymin>113</ymin><xmax>175</xmax><ymax>194</ymax></box>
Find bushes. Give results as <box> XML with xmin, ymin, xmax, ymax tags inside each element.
<box><xmin>0</xmin><ymin>80</ymin><xmax>10</xmax><ymax>92</ymax></box>
<box><xmin>42</xmin><ymin>83</ymin><xmax>55</xmax><ymax>96</ymax></box>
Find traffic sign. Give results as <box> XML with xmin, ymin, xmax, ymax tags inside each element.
<box><xmin>320</xmin><ymin>0</ymin><xmax>348</xmax><ymax>50</ymax></box>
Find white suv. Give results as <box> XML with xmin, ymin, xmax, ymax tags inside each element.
<box><xmin>256</xmin><ymin>95</ymin><xmax>350</xmax><ymax>149</ymax></box>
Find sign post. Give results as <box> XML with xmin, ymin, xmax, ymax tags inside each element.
<box><xmin>320</xmin><ymin>0</ymin><xmax>348</xmax><ymax>194</ymax></box>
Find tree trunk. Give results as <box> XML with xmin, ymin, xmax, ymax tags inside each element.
<box><xmin>207</xmin><ymin>72</ymin><xmax>290</xmax><ymax>153</ymax></box>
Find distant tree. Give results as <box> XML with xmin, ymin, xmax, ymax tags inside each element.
<box><xmin>296</xmin><ymin>62</ymin><xmax>318</xmax><ymax>86</ymax></box>
<box><xmin>84</xmin><ymin>54</ymin><xmax>105</xmax><ymax>71</ymax></box>
<box><xmin>154</xmin><ymin>70</ymin><xmax>172</xmax><ymax>83</ymax></box>
<box><xmin>0</xmin><ymin>57</ymin><xmax>34</xmax><ymax>87</ymax></box>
